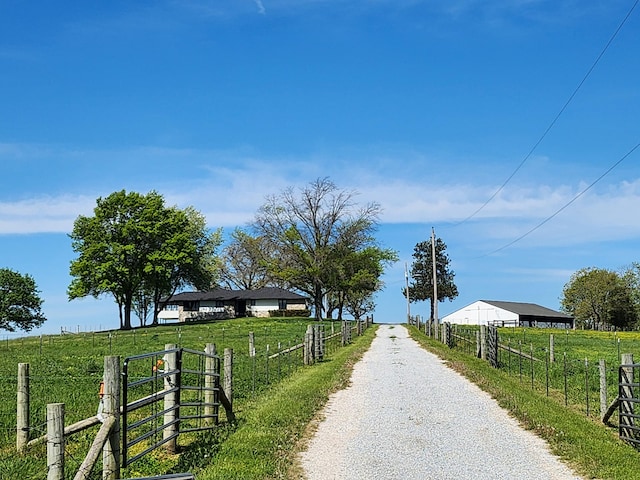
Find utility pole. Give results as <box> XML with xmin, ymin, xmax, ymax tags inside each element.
<box><xmin>431</xmin><ymin>227</ymin><xmax>439</xmax><ymax>334</ymax></box>
<box><xmin>405</xmin><ymin>262</ymin><xmax>411</xmax><ymax>323</ymax></box>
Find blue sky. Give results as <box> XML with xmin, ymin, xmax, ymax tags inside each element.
<box><xmin>1</xmin><ymin>0</ymin><xmax>639</xmax><ymax>335</ymax></box>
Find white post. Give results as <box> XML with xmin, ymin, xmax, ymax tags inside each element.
<box><xmin>599</xmin><ymin>359</ymin><xmax>607</xmax><ymax>422</ymax></box>
<box><xmin>405</xmin><ymin>262</ymin><xmax>411</xmax><ymax>323</ymax></box>
<box><xmin>163</xmin><ymin>345</ymin><xmax>179</xmax><ymax>454</ymax></box>
<box><xmin>17</xmin><ymin>363</ymin><xmax>29</xmax><ymax>453</ymax></box>
<box><xmin>47</xmin><ymin>403</ymin><xmax>64</xmax><ymax>480</ymax></box>
<box><xmin>431</xmin><ymin>227</ymin><xmax>439</xmax><ymax>338</ymax></box>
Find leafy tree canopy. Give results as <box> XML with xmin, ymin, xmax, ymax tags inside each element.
<box><xmin>68</xmin><ymin>190</ymin><xmax>221</xmax><ymax>329</ymax></box>
<box><xmin>219</xmin><ymin>228</ymin><xmax>277</xmax><ymax>290</ymax></box>
<box><xmin>561</xmin><ymin>267</ymin><xmax>636</xmax><ymax>330</ymax></box>
<box><xmin>0</xmin><ymin>268</ymin><xmax>46</xmax><ymax>332</ymax></box>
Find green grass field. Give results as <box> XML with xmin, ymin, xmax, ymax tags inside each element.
<box><xmin>5</xmin><ymin>321</ymin><xmax>640</xmax><ymax>479</ymax></box>
<box><xmin>0</xmin><ymin>317</ymin><xmax>350</xmax><ymax>479</ymax></box>
<box><xmin>449</xmin><ymin>325</ymin><xmax>640</xmax><ymax>418</ymax></box>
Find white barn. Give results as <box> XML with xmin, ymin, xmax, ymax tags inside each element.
<box><xmin>442</xmin><ymin>300</ymin><xmax>574</xmax><ymax>329</ymax></box>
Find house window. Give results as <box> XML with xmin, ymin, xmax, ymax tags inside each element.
<box><xmin>215</xmin><ymin>300</ymin><xmax>224</xmax><ymax>308</ymax></box>
<box><xmin>278</xmin><ymin>299</ymin><xmax>287</xmax><ymax>310</ymax></box>
<box><xmin>250</xmin><ymin>300</ymin><xmax>256</xmax><ymax>306</ymax></box>
<box><xmin>184</xmin><ymin>301</ymin><xmax>199</xmax><ymax>312</ymax></box>
<box><xmin>165</xmin><ymin>304</ymin><xmax>179</xmax><ymax>311</ymax></box>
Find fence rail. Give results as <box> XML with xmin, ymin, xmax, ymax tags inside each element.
<box><xmin>122</xmin><ymin>344</ymin><xmax>223</xmax><ymax>467</ymax></box>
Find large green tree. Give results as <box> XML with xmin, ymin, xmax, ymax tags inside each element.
<box><xmin>68</xmin><ymin>190</ymin><xmax>221</xmax><ymax>329</ymax></box>
<box><xmin>621</xmin><ymin>262</ymin><xmax>640</xmax><ymax>326</ymax></box>
<box><xmin>330</xmin><ymin>246</ymin><xmax>397</xmax><ymax>320</ymax></box>
<box><xmin>404</xmin><ymin>236</ymin><xmax>458</xmax><ymax>322</ymax></box>
<box><xmin>561</xmin><ymin>267</ymin><xmax>636</xmax><ymax>330</ymax></box>
<box><xmin>0</xmin><ymin>268</ymin><xmax>46</xmax><ymax>332</ymax></box>
<box><xmin>253</xmin><ymin>178</ymin><xmax>391</xmax><ymax>321</ymax></box>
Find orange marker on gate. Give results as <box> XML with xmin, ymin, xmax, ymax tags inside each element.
<box><xmin>152</xmin><ymin>359</ymin><xmax>164</xmax><ymax>373</ymax></box>
<box><xmin>98</xmin><ymin>380</ymin><xmax>105</xmax><ymax>398</ymax></box>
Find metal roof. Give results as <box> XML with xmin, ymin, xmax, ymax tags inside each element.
<box><xmin>480</xmin><ymin>300</ymin><xmax>573</xmax><ymax>319</ymax></box>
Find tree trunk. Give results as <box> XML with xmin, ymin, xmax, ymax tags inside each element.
<box><xmin>118</xmin><ymin>303</ymin><xmax>124</xmax><ymax>330</ymax></box>
<box><xmin>314</xmin><ymin>284</ymin><xmax>323</xmax><ymax>321</ymax></box>
<box><xmin>122</xmin><ymin>295</ymin><xmax>132</xmax><ymax>330</ymax></box>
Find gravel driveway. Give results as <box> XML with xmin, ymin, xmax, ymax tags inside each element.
<box><xmin>299</xmin><ymin>324</ymin><xmax>583</xmax><ymax>480</ymax></box>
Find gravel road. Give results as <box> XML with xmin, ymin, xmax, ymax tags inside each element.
<box><xmin>299</xmin><ymin>324</ymin><xmax>584</xmax><ymax>480</ymax></box>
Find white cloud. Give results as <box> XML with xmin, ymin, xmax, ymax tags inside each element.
<box><xmin>2</xmin><ymin>143</ymin><xmax>640</xmax><ymax>253</ymax></box>
<box><xmin>254</xmin><ymin>0</ymin><xmax>266</xmax><ymax>14</ymax></box>
<box><xmin>0</xmin><ymin>195</ymin><xmax>95</xmax><ymax>234</ymax></box>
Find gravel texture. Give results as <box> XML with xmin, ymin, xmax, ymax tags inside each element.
<box><xmin>299</xmin><ymin>324</ymin><xmax>583</xmax><ymax>480</ymax></box>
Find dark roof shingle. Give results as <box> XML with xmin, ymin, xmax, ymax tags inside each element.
<box><xmin>481</xmin><ymin>300</ymin><xmax>572</xmax><ymax>319</ymax></box>
<box><xmin>166</xmin><ymin>287</ymin><xmax>307</xmax><ymax>303</ymax></box>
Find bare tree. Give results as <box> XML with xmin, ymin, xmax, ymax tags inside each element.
<box><xmin>252</xmin><ymin>178</ymin><xmax>387</xmax><ymax>321</ymax></box>
<box><xmin>219</xmin><ymin>228</ymin><xmax>277</xmax><ymax>290</ymax></box>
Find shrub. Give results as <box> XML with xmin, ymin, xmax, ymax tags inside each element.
<box><xmin>269</xmin><ymin>309</ymin><xmax>311</xmax><ymax>318</ymax></box>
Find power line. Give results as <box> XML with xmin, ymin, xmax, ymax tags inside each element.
<box><xmin>457</xmin><ymin>0</ymin><xmax>639</xmax><ymax>226</ymax></box>
<box><xmin>481</xmin><ymin>141</ymin><xmax>640</xmax><ymax>257</ymax></box>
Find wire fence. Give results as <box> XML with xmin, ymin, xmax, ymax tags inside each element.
<box><xmin>409</xmin><ymin>318</ymin><xmax>634</xmax><ymax>424</ymax></box>
<box><xmin>0</xmin><ymin>317</ymin><xmax>372</xmax><ymax>479</ymax></box>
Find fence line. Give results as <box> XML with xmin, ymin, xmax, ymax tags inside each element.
<box><xmin>411</xmin><ymin>321</ymin><xmax>638</xmax><ymax>447</ymax></box>
<box><xmin>12</xmin><ymin>316</ymin><xmax>373</xmax><ymax>478</ymax></box>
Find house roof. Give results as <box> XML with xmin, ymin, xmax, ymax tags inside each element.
<box><xmin>480</xmin><ymin>300</ymin><xmax>573</xmax><ymax>319</ymax></box>
<box><xmin>166</xmin><ymin>287</ymin><xmax>307</xmax><ymax>303</ymax></box>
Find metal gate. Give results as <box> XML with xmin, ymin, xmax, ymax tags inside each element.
<box><xmin>487</xmin><ymin>326</ymin><xmax>499</xmax><ymax>368</ymax></box>
<box><xmin>619</xmin><ymin>362</ymin><xmax>640</xmax><ymax>448</ymax></box>
<box><xmin>122</xmin><ymin>347</ymin><xmax>221</xmax><ymax>466</ymax></box>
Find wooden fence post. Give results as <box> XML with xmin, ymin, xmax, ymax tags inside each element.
<box><xmin>17</xmin><ymin>363</ymin><xmax>29</xmax><ymax>453</ymax></box>
<box><xmin>205</xmin><ymin>343</ymin><xmax>217</xmax><ymax>426</ymax></box>
<box><xmin>224</xmin><ymin>348</ymin><xmax>234</xmax><ymax>410</ymax></box>
<box><xmin>480</xmin><ymin>326</ymin><xmax>487</xmax><ymax>361</ymax></box>
<box><xmin>102</xmin><ymin>355</ymin><xmax>120</xmax><ymax>480</ymax></box>
<box><xmin>314</xmin><ymin>325</ymin><xmax>324</xmax><ymax>361</ymax></box>
<box><xmin>599</xmin><ymin>359</ymin><xmax>607</xmax><ymax>422</ymax></box>
<box><xmin>304</xmin><ymin>325</ymin><xmax>314</xmax><ymax>365</ymax></box>
<box><xmin>249</xmin><ymin>332</ymin><xmax>255</xmax><ymax>358</ymax></box>
<box><xmin>620</xmin><ymin>353</ymin><xmax>634</xmax><ymax>440</ymax></box>
<box><xmin>550</xmin><ymin>334</ymin><xmax>555</xmax><ymax>363</ymax></box>
<box><xmin>163</xmin><ymin>345</ymin><xmax>179</xmax><ymax>455</ymax></box>
<box><xmin>47</xmin><ymin>403</ymin><xmax>64</xmax><ymax>480</ymax></box>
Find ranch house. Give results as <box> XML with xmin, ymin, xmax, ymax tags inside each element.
<box><xmin>441</xmin><ymin>300</ymin><xmax>574</xmax><ymax>329</ymax></box>
<box><xmin>158</xmin><ymin>287</ymin><xmax>310</xmax><ymax>322</ymax></box>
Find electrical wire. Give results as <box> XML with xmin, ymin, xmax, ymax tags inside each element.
<box><xmin>457</xmin><ymin>0</ymin><xmax>639</xmax><ymax>226</ymax></box>
<box><xmin>481</xmin><ymin>141</ymin><xmax>640</xmax><ymax>257</ymax></box>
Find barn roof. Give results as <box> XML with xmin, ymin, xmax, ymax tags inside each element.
<box><xmin>481</xmin><ymin>300</ymin><xmax>572</xmax><ymax>319</ymax></box>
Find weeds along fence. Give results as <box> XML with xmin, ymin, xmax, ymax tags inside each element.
<box><xmin>4</xmin><ymin>317</ymin><xmax>372</xmax><ymax>479</ymax></box>
<box><xmin>409</xmin><ymin>316</ymin><xmax>640</xmax><ymax>447</ymax></box>
<box><xmin>237</xmin><ymin>318</ymin><xmax>370</xmax><ymax>397</ymax></box>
